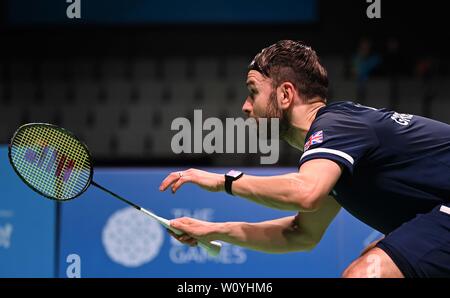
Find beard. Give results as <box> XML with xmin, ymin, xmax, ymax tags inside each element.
<box><xmin>258</xmin><ymin>89</ymin><xmax>291</xmax><ymax>140</ymax></box>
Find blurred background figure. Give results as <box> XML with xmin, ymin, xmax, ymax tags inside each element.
<box><xmin>351</xmin><ymin>37</ymin><xmax>381</xmax><ymax>83</ymax></box>
<box><xmin>350</xmin><ymin>37</ymin><xmax>381</xmax><ymax>101</ymax></box>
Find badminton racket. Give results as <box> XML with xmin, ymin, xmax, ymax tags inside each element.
<box><xmin>8</xmin><ymin>123</ymin><xmax>222</xmax><ymax>256</ymax></box>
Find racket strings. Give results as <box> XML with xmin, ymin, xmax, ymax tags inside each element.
<box><xmin>10</xmin><ymin>124</ymin><xmax>92</xmax><ymax>200</ymax></box>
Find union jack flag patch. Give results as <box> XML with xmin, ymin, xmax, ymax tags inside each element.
<box><xmin>304</xmin><ymin>130</ymin><xmax>323</xmax><ymax>151</ymax></box>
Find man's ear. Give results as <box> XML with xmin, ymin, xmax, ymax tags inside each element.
<box><xmin>278</xmin><ymin>82</ymin><xmax>295</xmax><ymax>110</ymax></box>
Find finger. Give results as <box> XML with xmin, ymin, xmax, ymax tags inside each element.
<box><xmin>159</xmin><ymin>172</ymin><xmax>181</xmax><ymax>191</ymax></box>
<box><xmin>171</xmin><ymin>175</ymin><xmax>193</xmax><ymax>193</ymax></box>
<box><xmin>167</xmin><ymin>229</ymin><xmax>180</xmax><ymax>238</ymax></box>
<box><xmin>171</xmin><ymin>217</ymin><xmax>200</xmax><ymax>234</ymax></box>
<box><xmin>178</xmin><ymin>238</ymin><xmax>197</xmax><ymax>246</ymax></box>
<box><xmin>170</xmin><ymin>219</ymin><xmax>189</xmax><ymax>230</ymax></box>
<box><xmin>166</xmin><ymin>229</ymin><xmax>189</xmax><ymax>241</ymax></box>
<box><xmin>166</xmin><ymin>229</ymin><xmax>196</xmax><ymax>245</ymax></box>
<box><xmin>159</xmin><ymin>172</ymin><xmax>179</xmax><ymax>191</ymax></box>
<box><xmin>175</xmin><ymin>233</ymin><xmax>197</xmax><ymax>245</ymax></box>
<box><xmin>186</xmin><ymin>239</ymin><xmax>198</xmax><ymax>247</ymax></box>
<box><xmin>179</xmin><ymin>235</ymin><xmax>195</xmax><ymax>242</ymax></box>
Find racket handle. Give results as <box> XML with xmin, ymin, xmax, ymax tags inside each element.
<box><xmin>198</xmin><ymin>240</ymin><xmax>222</xmax><ymax>257</ymax></box>
<box><xmin>139</xmin><ymin>208</ymin><xmax>222</xmax><ymax>256</ymax></box>
<box><xmin>171</xmin><ymin>226</ymin><xmax>222</xmax><ymax>257</ymax></box>
<box><xmin>157</xmin><ymin>217</ymin><xmax>222</xmax><ymax>257</ymax></box>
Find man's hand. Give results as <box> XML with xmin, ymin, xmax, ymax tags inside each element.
<box><xmin>168</xmin><ymin>217</ymin><xmax>221</xmax><ymax>246</ymax></box>
<box><xmin>159</xmin><ymin>168</ymin><xmax>225</xmax><ymax>193</ymax></box>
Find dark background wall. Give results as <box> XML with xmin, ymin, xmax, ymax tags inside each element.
<box><xmin>0</xmin><ymin>0</ymin><xmax>449</xmax><ymax>166</ymax></box>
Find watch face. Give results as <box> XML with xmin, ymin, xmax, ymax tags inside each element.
<box><xmin>227</xmin><ymin>170</ymin><xmax>242</xmax><ymax>178</ymax></box>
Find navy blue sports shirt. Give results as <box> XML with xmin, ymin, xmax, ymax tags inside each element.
<box><xmin>299</xmin><ymin>101</ymin><xmax>450</xmax><ymax>234</ymax></box>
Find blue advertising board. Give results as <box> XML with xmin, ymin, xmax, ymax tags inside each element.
<box><xmin>0</xmin><ymin>146</ymin><xmax>57</xmax><ymax>277</ymax></box>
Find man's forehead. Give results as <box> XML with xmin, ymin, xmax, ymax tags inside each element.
<box><xmin>246</xmin><ymin>70</ymin><xmax>270</xmax><ymax>86</ymax></box>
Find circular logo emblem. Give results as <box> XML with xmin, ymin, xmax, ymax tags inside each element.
<box><xmin>102</xmin><ymin>207</ymin><xmax>164</xmax><ymax>267</ymax></box>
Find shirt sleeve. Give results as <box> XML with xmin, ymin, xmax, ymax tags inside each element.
<box><xmin>299</xmin><ymin>112</ymin><xmax>378</xmax><ymax>174</ymax></box>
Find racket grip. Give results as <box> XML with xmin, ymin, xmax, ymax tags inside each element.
<box><xmin>197</xmin><ymin>239</ymin><xmax>222</xmax><ymax>257</ymax></box>
<box><xmin>161</xmin><ymin>220</ymin><xmax>222</xmax><ymax>257</ymax></box>
<box><xmin>169</xmin><ymin>225</ymin><xmax>222</xmax><ymax>257</ymax></box>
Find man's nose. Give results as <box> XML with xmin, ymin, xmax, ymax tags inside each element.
<box><xmin>242</xmin><ymin>98</ymin><xmax>252</xmax><ymax>116</ymax></box>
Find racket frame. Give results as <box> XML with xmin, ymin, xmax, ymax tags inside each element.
<box><xmin>8</xmin><ymin>123</ymin><xmax>93</xmax><ymax>202</ymax></box>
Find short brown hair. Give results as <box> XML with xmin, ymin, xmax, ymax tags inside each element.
<box><xmin>249</xmin><ymin>40</ymin><xmax>328</xmax><ymax>102</ymax></box>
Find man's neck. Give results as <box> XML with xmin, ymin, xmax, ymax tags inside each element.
<box><xmin>283</xmin><ymin>100</ymin><xmax>326</xmax><ymax>151</ymax></box>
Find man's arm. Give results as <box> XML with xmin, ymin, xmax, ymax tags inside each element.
<box><xmin>160</xmin><ymin>159</ymin><xmax>342</xmax><ymax>211</ymax></box>
<box><xmin>232</xmin><ymin>159</ymin><xmax>341</xmax><ymax>211</ymax></box>
<box><xmin>170</xmin><ymin>196</ymin><xmax>341</xmax><ymax>253</ymax></box>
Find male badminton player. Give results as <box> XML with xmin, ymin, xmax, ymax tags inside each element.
<box><xmin>159</xmin><ymin>40</ymin><xmax>450</xmax><ymax>278</ymax></box>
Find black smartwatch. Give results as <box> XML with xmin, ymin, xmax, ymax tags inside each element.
<box><xmin>224</xmin><ymin>170</ymin><xmax>244</xmax><ymax>195</ymax></box>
